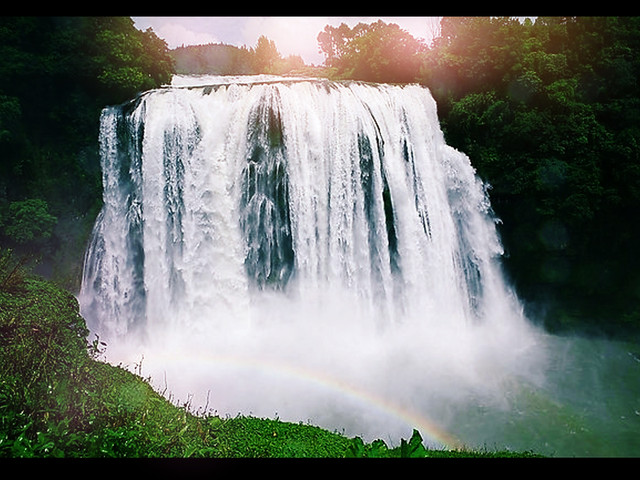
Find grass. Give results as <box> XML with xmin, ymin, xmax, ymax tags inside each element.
<box><xmin>0</xmin><ymin>250</ymin><xmax>542</xmax><ymax>458</ymax></box>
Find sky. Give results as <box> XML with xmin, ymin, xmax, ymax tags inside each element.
<box><xmin>132</xmin><ymin>16</ymin><xmax>443</xmax><ymax>66</ymax></box>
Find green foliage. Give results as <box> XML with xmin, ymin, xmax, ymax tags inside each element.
<box><xmin>251</xmin><ymin>35</ymin><xmax>281</xmax><ymax>73</ymax></box>
<box><xmin>347</xmin><ymin>430</ymin><xmax>428</xmax><ymax>458</ymax></box>
<box><xmin>0</xmin><ymin>273</ymin><xmax>213</xmax><ymax>458</ymax></box>
<box><xmin>0</xmin><ymin>94</ymin><xmax>21</xmax><ymax>145</ymax></box>
<box><xmin>172</xmin><ymin>38</ymin><xmax>308</xmax><ymax>77</ymax></box>
<box><xmin>90</xmin><ymin>18</ymin><xmax>174</xmax><ymax>100</ymax></box>
<box><xmin>3</xmin><ymin>199</ymin><xmax>57</xmax><ymax>246</ymax></box>
<box><xmin>0</xmin><ymin>16</ymin><xmax>174</xmax><ymax>289</ymax></box>
<box><xmin>0</xmin><ymin>276</ymin><xmax>90</xmax><ymax>455</ymax></box>
<box><xmin>172</xmin><ymin>43</ymin><xmax>254</xmax><ymax>75</ymax></box>
<box><xmin>317</xmin><ymin>20</ymin><xmax>425</xmax><ymax>83</ymax></box>
<box><xmin>400</xmin><ymin>429</ymin><xmax>429</xmax><ymax>457</ymax></box>
<box><xmin>0</xmin><ymin>248</ymin><xmax>32</xmax><ymax>293</ymax></box>
<box><xmin>205</xmin><ymin>415</ymin><xmax>354</xmax><ymax>458</ymax></box>
<box><xmin>417</xmin><ymin>16</ymin><xmax>640</xmax><ymax>334</ymax></box>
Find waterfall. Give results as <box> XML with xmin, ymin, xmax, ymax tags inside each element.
<box><xmin>79</xmin><ymin>76</ymin><xmax>546</xmax><ymax>448</ymax></box>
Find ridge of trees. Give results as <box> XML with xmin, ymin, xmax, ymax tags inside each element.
<box><xmin>171</xmin><ymin>37</ymin><xmax>305</xmax><ymax>76</ymax></box>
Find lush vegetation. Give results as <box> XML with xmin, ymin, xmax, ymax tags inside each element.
<box><xmin>420</xmin><ymin>17</ymin><xmax>640</xmax><ymax>336</ymax></box>
<box><xmin>0</xmin><ymin>17</ymin><xmax>174</xmax><ymax>289</ymax></box>
<box><xmin>171</xmin><ymin>37</ymin><xmax>306</xmax><ymax>76</ymax></box>
<box><xmin>317</xmin><ymin>20</ymin><xmax>426</xmax><ymax>83</ymax></box>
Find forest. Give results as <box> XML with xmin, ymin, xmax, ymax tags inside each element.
<box><xmin>0</xmin><ymin>17</ymin><xmax>173</xmax><ymax>286</ymax></box>
<box><xmin>1</xmin><ymin>16</ymin><xmax>639</xmax><ymax>337</ymax></box>
<box><xmin>171</xmin><ymin>37</ymin><xmax>306</xmax><ymax>75</ymax></box>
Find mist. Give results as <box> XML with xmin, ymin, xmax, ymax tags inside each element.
<box><xmin>79</xmin><ymin>75</ymin><xmax>639</xmax><ymax>456</ymax></box>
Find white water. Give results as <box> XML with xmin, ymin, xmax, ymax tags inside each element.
<box><xmin>79</xmin><ymin>75</ymin><xmax>553</xmax><ymax>451</ymax></box>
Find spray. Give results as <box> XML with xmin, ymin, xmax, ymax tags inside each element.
<box><xmin>79</xmin><ymin>76</ymin><xmax>548</xmax><ymax>449</ymax></box>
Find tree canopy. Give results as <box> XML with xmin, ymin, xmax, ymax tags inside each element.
<box><xmin>171</xmin><ymin>37</ymin><xmax>306</xmax><ymax>76</ymax></box>
<box><xmin>418</xmin><ymin>17</ymin><xmax>640</xmax><ymax>333</ymax></box>
<box><xmin>0</xmin><ymin>16</ymin><xmax>174</xmax><ymax>286</ymax></box>
<box><xmin>317</xmin><ymin>20</ymin><xmax>426</xmax><ymax>83</ymax></box>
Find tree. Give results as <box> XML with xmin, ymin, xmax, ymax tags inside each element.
<box><xmin>171</xmin><ymin>43</ymin><xmax>254</xmax><ymax>75</ymax></box>
<box><xmin>317</xmin><ymin>21</ymin><xmax>425</xmax><ymax>83</ymax></box>
<box><xmin>252</xmin><ymin>36</ymin><xmax>281</xmax><ymax>73</ymax></box>
<box><xmin>317</xmin><ymin>22</ymin><xmax>358</xmax><ymax>69</ymax></box>
<box><xmin>3</xmin><ymin>199</ymin><xmax>57</xmax><ymax>248</ymax></box>
<box><xmin>277</xmin><ymin>54</ymin><xmax>306</xmax><ymax>74</ymax></box>
<box><xmin>83</xmin><ymin>17</ymin><xmax>174</xmax><ymax>102</ymax></box>
<box><xmin>420</xmin><ymin>16</ymin><xmax>528</xmax><ymax>112</ymax></box>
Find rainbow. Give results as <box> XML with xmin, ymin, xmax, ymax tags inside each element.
<box><xmin>144</xmin><ymin>350</ymin><xmax>465</xmax><ymax>451</ymax></box>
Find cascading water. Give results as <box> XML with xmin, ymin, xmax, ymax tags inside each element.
<box><xmin>79</xmin><ymin>75</ymin><xmax>550</xmax><ymax>451</ymax></box>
